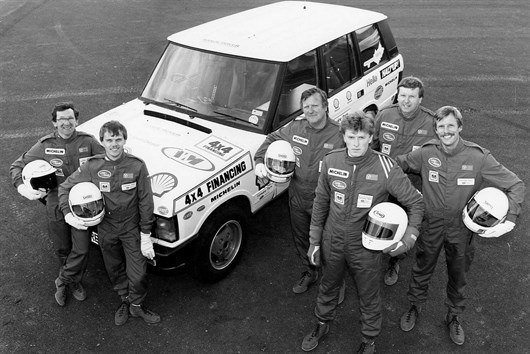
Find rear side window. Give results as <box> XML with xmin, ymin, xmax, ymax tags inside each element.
<box><xmin>355</xmin><ymin>24</ymin><xmax>389</xmax><ymax>72</ymax></box>
<box><xmin>323</xmin><ymin>35</ymin><xmax>357</xmax><ymax>94</ymax></box>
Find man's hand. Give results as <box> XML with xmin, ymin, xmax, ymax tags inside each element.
<box><xmin>383</xmin><ymin>226</ymin><xmax>418</xmax><ymax>257</ymax></box>
<box><xmin>17</xmin><ymin>184</ymin><xmax>46</xmax><ymax>200</ymax></box>
<box><xmin>254</xmin><ymin>163</ymin><xmax>267</xmax><ymax>179</ymax></box>
<box><xmin>140</xmin><ymin>232</ymin><xmax>155</xmax><ymax>260</ymax></box>
<box><xmin>481</xmin><ymin>221</ymin><xmax>515</xmax><ymax>238</ymax></box>
<box><xmin>307</xmin><ymin>244</ymin><xmax>321</xmax><ymax>266</ymax></box>
<box><xmin>64</xmin><ymin>212</ymin><xmax>88</xmax><ymax>230</ymax></box>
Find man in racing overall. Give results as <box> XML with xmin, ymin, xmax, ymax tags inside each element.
<box><xmin>301</xmin><ymin>112</ymin><xmax>424</xmax><ymax>353</ymax></box>
<box><xmin>371</xmin><ymin>76</ymin><xmax>436</xmax><ymax>286</ymax></box>
<box><xmin>59</xmin><ymin>120</ymin><xmax>160</xmax><ymax>326</ymax></box>
<box><xmin>10</xmin><ymin>102</ymin><xmax>104</xmax><ymax>305</ymax></box>
<box><xmin>254</xmin><ymin>87</ymin><xmax>344</xmax><ymax>294</ymax></box>
<box><xmin>397</xmin><ymin>106</ymin><xmax>525</xmax><ymax>345</ymax></box>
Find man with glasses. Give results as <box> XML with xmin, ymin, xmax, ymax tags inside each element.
<box><xmin>10</xmin><ymin>102</ymin><xmax>104</xmax><ymax>306</ymax></box>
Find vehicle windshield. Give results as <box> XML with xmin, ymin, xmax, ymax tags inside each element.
<box><xmin>142</xmin><ymin>43</ymin><xmax>280</xmax><ymax>131</ymax></box>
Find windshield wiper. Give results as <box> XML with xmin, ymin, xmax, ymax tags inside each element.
<box><xmin>164</xmin><ymin>98</ymin><xmax>197</xmax><ymax>112</ymax></box>
<box><xmin>214</xmin><ymin>110</ymin><xmax>256</xmax><ymax>125</ymax></box>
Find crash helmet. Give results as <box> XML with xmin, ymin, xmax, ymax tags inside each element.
<box><xmin>362</xmin><ymin>202</ymin><xmax>408</xmax><ymax>250</ymax></box>
<box><xmin>68</xmin><ymin>182</ymin><xmax>105</xmax><ymax>227</ymax></box>
<box><xmin>22</xmin><ymin>159</ymin><xmax>57</xmax><ymax>195</ymax></box>
<box><xmin>264</xmin><ymin>140</ymin><xmax>296</xmax><ymax>183</ymax></box>
<box><xmin>463</xmin><ymin>187</ymin><xmax>509</xmax><ymax>235</ymax></box>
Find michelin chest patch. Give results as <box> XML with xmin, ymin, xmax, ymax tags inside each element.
<box><xmin>334</xmin><ymin>192</ymin><xmax>345</xmax><ymax>205</ymax></box>
<box><xmin>357</xmin><ymin>194</ymin><xmax>373</xmax><ymax>208</ymax></box>
<box><xmin>332</xmin><ymin>180</ymin><xmax>347</xmax><ymax>190</ymax></box>
<box><xmin>98</xmin><ymin>170</ymin><xmax>112</xmax><ymax>178</ymax></box>
<box><xmin>381</xmin><ymin>122</ymin><xmax>399</xmax><ymax>131</ymax></box>
<box><xmin>328</xmin><ymin>168</ymin><xmax>349</xmax><ymax>178</ymax></box>
<box><xmin>45</xmin><ymin>148</ymin><xmax>65</xmax><ymax>155</ymax></box>
<box><xmin>122</xmin><ymin>182</ymin><xmax>137</xmax><ymax>191</ymax></box>
<box><xmin>292</xmin><ymin>135</ymin><xmax>308</xmax><ymax>145</ymax></box>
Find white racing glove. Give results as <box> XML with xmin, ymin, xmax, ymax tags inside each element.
<box><xmin>307</xmin><ymin>244</ymin><xmax>321</xmax><ymax>266</ymax></box>
<box><xmin>17</xmin><ymin>184</ymin><xmax>46</xmax><ymax>200</ymax></box>
<box><xmin>480</xmin><ymin>221</ymin><xmax>515</xmax><ymax>238</ymax></box>
<box><xmin>140</xmin><ymin>232</ymin><xmax>155</xmax><ymax>260</ymax></box>
<box><xmin>64</xmin><ymin>212</ymin><xmax>88</xmax><ymax>230</ymax></box>
<box><xmin>254</xmin><ymin>163</ymin><xmax>267</xmax><ymax>179</ymax></box>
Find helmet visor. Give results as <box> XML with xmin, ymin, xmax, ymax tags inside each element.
<box><xmin>30</xmin><ymin>173</ymin><xmax>57</xmax><ymax>192</ymax></box>
<box><xmin>266</xmin><ymin>158</ymin><xmax>295</xmax><ymax>175</ymax></box>
<box><xmin>363</xmin><ymin>217</ymin><xmax>399</xmax><ymax>240</ymax></box>
<box><xmin>466</xmin><ymin>199</ymin><xmax>500</xmax><ymax>227</ymax></box>
<box><xmin>72</xmin><ymin>200</ymin><xmax>105</xmax><ymax>218</ymax></box>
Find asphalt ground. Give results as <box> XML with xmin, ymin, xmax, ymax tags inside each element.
<box><xmin>0</xmin><ymin>0</ymin><xmax>529</xmax><ymax>352</ymax></box>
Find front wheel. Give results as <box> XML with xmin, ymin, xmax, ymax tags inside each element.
<box><xmin>193</xmin><ymin>206</ymin><xmax>246</xmax><ymax>283</ymax></box>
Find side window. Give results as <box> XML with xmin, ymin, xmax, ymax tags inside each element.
<box><xmin>355</xmin><ymin>24</ymin><xmax>389</xmax><ymax>72</ymax></box>
<box><xmin>276</xmin><ymin>50</ymin><xmax>318</xmax><ymax>126</ymax></box>
<box><xmin>323</xmin><ymin>35</ymin><xmax>356</xmax><ymax>94</ymax></box>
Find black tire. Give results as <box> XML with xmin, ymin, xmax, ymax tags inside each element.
<box><xmin>193</xmin><ymin>205</ymin><xmax>246</xmax><ymax>283</ymax></box>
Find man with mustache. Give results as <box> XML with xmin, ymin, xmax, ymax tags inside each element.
<box><xmin>396</xmin><ymin>106</ymin><xmax>525</xmax><ymax>345</ymax></box>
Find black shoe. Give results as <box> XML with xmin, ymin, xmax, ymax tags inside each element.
<box><xmin>293</xmin><ymin>271</ymin><xmax>318</xmax><ymax>294</ymax></box>
<box><xmin>357</xmin><ymin>338</ymin><xmax>376</xmax><ymax>354</ymax></box>
<box><xmin>130</xmin><ymin>304</ymin><xmax>161</xmax><ymax>324</ymax></box>
<box><xmin>301</xmin><ymin>321</ymin><xmax>329</xmax><ymax>351</ymax></box>
<box><xmin>400</xmin><ymin>305</ymin><xmax>419</xmax><ymax>332</ymax></box>
<box><xmin>115</xmin><ymin>301</ymin><xmax>129</xmax><ymax>326</ymax></box>
<box><xmin>54</xmin><ymin>278</ymin><xmax>66</xmax><ymax>307</ymax></box>
<box><xmin>384</xmin><ymin>259</ymin><xmax>400</xmax><ymax>286</ymax></box>
<box><xmin>446</xmin><ymin>313</ymin><xmax>465</xmax><ymax>345</ymax></box>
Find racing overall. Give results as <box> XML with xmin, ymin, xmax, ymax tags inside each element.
<box><xmin>254</xmin><ymin>116</ymin><xmax>343</xmax><ymax>272</ymax></box>
<box><xmin>59</xmin><ymin>153</ymin><xmax>155</xmax><ymax>305</ymax></box>
<box><xmin>397</xmin><ymin>138</ymin><xmax>525</xmax><ymax>315</ymax></box>
<box><xmin>309</xmin><ymin>148</ymin><xmax>424</xmax><ymax>339</ymax></box>
<box><xmin>10</xmin><ymin>131</ymin><xmax>104</xmax><ymax>270</ymax></box>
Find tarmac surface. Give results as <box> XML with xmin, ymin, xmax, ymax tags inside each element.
<box><xmin>0</xmin><ymin>0</ymin><xmax>529</xmax><ymax>352</ymax></box>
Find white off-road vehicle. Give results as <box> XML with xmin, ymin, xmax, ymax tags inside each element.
<box><xmin>81</xmin><ymin>1</ymin><xmax>404</xmax><ymax>282</ymax></box>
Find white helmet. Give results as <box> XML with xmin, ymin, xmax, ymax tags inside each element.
<box><xmin>22</xmin><ymin>159</ymin><xmax>57</xmax><ymax>195</ymax></box>
<box><xmin>362</xmin><ymin>202</ymin><xmax>408</xmax><ymax>250</ymax></box>
<box><xmin>69</xmin><ymin>182</ymin><xmax>105</xmax><ymax>227</ymax></box>
<box><xmin>463</xmin><ymin>187</ymin><xmax>509</xmax><ymax>235</ymax></box>
<box><xmin>264</xmin><ymin>140</ymin><xmax>296</xmax><ymax>183</ymax></box>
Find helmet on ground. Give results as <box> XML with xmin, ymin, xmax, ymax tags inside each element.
<box><xmin>22</xmin><ymin>159</ymin><xmax>57</xmax><ymax>195</ymax></box>
<box><xmin>462</xmin><ymin>187</ymin><xmax>509</xmax><ymax>235</ymax></box>
<box><xmin>264</xmin><ymin>140</ymin><xmax>296</xmax><ymax>183</ymax></box>
<box><xmin>69</xmin><ymin>182</ymin><xmax>105</xmax><ymax>227</ymax></box>
<box><xmin>362</xmin><ymin>202</ymin><xmax>408</xmax><ymax>250</ymax></box>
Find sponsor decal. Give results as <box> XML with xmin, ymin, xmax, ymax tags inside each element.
<box><xmin>121</xmin><ymin>182</ymin><xmax>137</xmax><ymax>191</ymax></box>
<box><xmin>99</xmin><ymin>181</ymin><xmax>110</xmax><ymax>192</ymax></box>
<box><xmin>357</xmin><ymin>89</ymin><xmax>364</xmax><ymax>99</ymax></box>
<box><xmin>382</xmin><ymin>132</ymin><xmax>395</xmax><ymax>141</ymax></box>
<box><xmin>252</xmin><ymin>109</ymin><xmax>263</xmax><ymax>116</ymax></box>
<box><xmin>183</xmin><ymin>211</ymin><xmax>193</xmax><ymax>220</ymax></box>
<box><xmin>333</xmin><ymin>99</ymin><xmax>340</xmax><ymax>110</ymax></box>
<box><xmin>79</xmin><ymin>146</ymin><xmax>89</xmax><ymax>153</ymax></box>
<box><xmin>45</xmin><ymin>148</ymin><xmax>65</xmax><ymax>155</ymax></box>
<box><xmin>151</xmin><ymin>173</ymin><xmax>177</xmax><ymax>197</ymax></box>
<box><xmin>428</xmin><ymin>170</ymin><xmax>439</xmax><ymax>183</ymax></box>
<box><xmin>98</xmin><ymin>170</ymin><xmax>112</xmax><ymax>178</ymax></box>
<box><xmin>461</xmin><ymin>165</ymin><xmax>473</xmax><ymax>171</ymax></box>
<box><xmin>346</xmin><ymin>91</ymin><xmax>352</xmax><ymax>102</ymax></box>
<box><xmin>210</xmin><ymin>181</ymin><xmax>241</xmax><ymax>203</ymax></box>
<box><xmin>248</xmin><ymin>115</ymin><xmax>259</xmax><ymax>125</ymax></box>
<box><xmin>380</xmin><ymin>60</ymin><xmax>401</xmax><ymax>79</ymax></box>
<box><xmin>79</xmin><ymin>157</ymin><xmax>89</xmax><ymax>166</ymax></box>
<box><xmin>157</xmin><ymin>206</ymin><xmax>169</xmax><ymax>215</ymax></box>
<box><xmin>196</xmin><ymin>136</ymin><xmax>242</xmax><ymax>161</ymax></box>
<box><xmin>417</xmin><ymin>129</ymin><xmax>428</xmax><ymax>135</ymax></box>
<box><xmin>457</xmin><ymin>178</ymin><xmax>475</xmax><ymax>186</ymax></box>
<box><xmin>366</xmin><ymin>174</ymin><xmax>378</xmax><ymax>181</ymax></box>
<box><xmin>318</xmin><ymin>160</ymin><xmax>322</xmax><ymax>173</ymax></box>
<box><xmin>357</xmin><ymin>194</ymin><xmax>373</xmax><ymax>208</ymax></box>
<box><xmin>366</xmin><ymin>74</ymin><xmax>378</xmax><ymax>87</ymax></box>
<box><xmin>363</xmin><ymin>43</ymin><xmax>384</xmax><ymax>69</ymax></box>
<box><xmin>412</xmin><ymin>146</ymin><xmax>420</xmax><ymax>151</ymax></box>
<box><xmin>385</xmin><ymin>76</ymin><xmax>398</xmax><ymax>87</ymax></box>
<box><xmin>323</xmin><ymin>143</ymin><xmax>334</xmax><ymax>149</ymax></box>
<box><xmin>332</xmin><ymin>180</ymin><xmax>347</xmax><ymax>190</ymax></box>
<box><xmin>381</xmin><ymin>122</ymin><xmax>399</xmax><ymax>131</ymax></box>
<box><xmin>328</xmin><ymin>168</ymin><xmax>349</xmax><ymax>178</ymax></box>
<box><xmin>123</xmin><ymin>173</ymin><xmax>133</xmax><ymax>179</ymax></box>
<box><xmin>49</xmin><ymin>158</ymin><xmax>63</xmax><ymax>167</ymax></box>
<box><xmin>292</xmin><ymin>146</ymin><xmax>302</xmax><ymax>155</ymax></box>
<box><xmin>374</xmin><ymin>210</ymin><xmax>385</xmax><ymax>218</ymax></box>
<box><xmin>428</xmin><ymin>157</ymin><xmax>442</xmax><ymax>168</ymax></box>
<box><xmin>163</xmin><ymin>147</ymin><xmax>215</xmax><ymax>171</ymax></box>
<box><xmin>374</xmin><ymin>85</ymin><xmax>384</xmax><ymax>100</ymax></box>
<box><xmin>292</xmin><ymin>135</ymin><xmax>308</xmax><ymax>145</ymax></box>
<box><xmin>382</xmin><ymin>144</ymin><xmax>391</xmax><ymax>155</ymax></box>
<box><xmin>55</xmin><ymin>168</ymin><xmax>64</xmax><ymax>177</ymax></box>
<box><xmin>334</xmin><ymin>191</ymin><xmax>345</xmax><ymax>205</ymax></box>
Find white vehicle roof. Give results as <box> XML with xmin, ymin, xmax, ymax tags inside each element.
<box><xmin>168</xmin><ymin>1</ymin><xmax>386</xmax><ymax>62</ymax></box>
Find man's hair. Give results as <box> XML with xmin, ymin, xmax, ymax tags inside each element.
<box><xmin>339</xmin><ymin>111</ymin><xmax>374</xmax><ymax>135</ymax></box>
<box><xmin>397</xmin><ymin>76</ymin><xmax>425</xmax><ymax>98</ymax></box>
<box><xmin>51</xmin><ymin>102</ymin><xmax>79</xmax><ymax>122</ymax></box>
<box><xmin>99</xmin><ymin>120</ymin><xmax>128</xmax><ymax>142</ymax></box>
<box><xmin>299</xmin><ymin>87</ymin><xmax>328</xmax><ymax>110</ymax></box>
<box><xmin>434</xmin><ymin>105</ymin><xmax>463</xmax><ymax>128</ymax></box>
